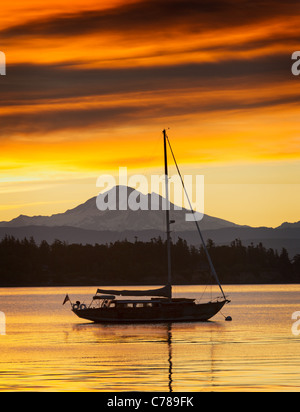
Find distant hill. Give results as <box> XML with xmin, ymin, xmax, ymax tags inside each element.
<box><xmin>0</xmin><ymin>186</ymin><xmax>299</xmax><ymax>258</ymax></box>
<box><xmin>276</xmin><ymin>221</ymin><xmax>300</xmax><ymax>229</ymax></box>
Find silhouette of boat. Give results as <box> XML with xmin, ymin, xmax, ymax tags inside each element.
<box><xmin>64</xmin><ymin>130</ymin><xmax>230</xmax><ymax>323</ymax></box>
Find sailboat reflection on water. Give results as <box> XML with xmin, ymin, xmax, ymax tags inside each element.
<box><xmin>63</xmin><ymin>130</ymin><xmax>230</xmax><ymax>323</ymax></box>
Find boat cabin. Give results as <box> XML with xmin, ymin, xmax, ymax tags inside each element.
<box><xmin>73</xmin><ymin>293</ymin><xmax>197</xmax><ymax>311</ymax></box>
<box><xmin>87</xmin><ymin>295</ymin><xmax>165</xmax><ymax>309</ymax></box>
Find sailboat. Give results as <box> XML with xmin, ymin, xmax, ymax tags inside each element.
<box><xmin>64</xmin><ymin>130</ymin><xmax>230</xmax><ymax>323</ymax></box>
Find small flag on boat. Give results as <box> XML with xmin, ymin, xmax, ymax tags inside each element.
<box><xmin>63</xmin><ymin>294</ymin><xmax>70</xmax><ymax>305</ymax></box>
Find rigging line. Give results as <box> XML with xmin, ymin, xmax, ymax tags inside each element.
<box><xmin>198</xmin><ymin>282</ymin><xmax>208</xmax><ymax>303</ymax></box>
<box><xmin>165</xmin><ymin>132</ymin><xmax>226</xmax><ymax>301</ymax></box>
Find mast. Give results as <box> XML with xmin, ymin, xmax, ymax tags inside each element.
<box><xmin>165</xmin><ymin>133</ymin><xmax>227</xmax><ymax>301</ymax></box>
<box><xmin>163</xmin><ymin>129</ymin><xmax>172</xmax><ymax>300</ymax></box>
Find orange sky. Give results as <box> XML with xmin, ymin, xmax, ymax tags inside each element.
<box><xmin>0</xmin><ymin>0</ymin><xmax>300</xmax><ymax>226</ymax></box>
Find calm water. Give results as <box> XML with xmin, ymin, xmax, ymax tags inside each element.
<box><xmin>0</xmin><ymin>284</ymin><xmax>299</xmax><ymax>392</ymax></box>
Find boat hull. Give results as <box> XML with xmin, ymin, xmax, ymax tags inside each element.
<box><xmin>72</xmin><ymin>300</ymin><xmax>227</xmax><ymax>323</ymax></box>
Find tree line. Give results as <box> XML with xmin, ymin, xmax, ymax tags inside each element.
<box><xmin>0</xmin><ymin>235</ymin><xmax>299</xmax><ymax>286</ymax></box>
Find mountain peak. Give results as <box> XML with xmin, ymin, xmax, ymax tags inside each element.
<box><xmin>0</xmin><ymin>185</ymin><xmax>240</xmax><ymax>232</ymax></box>
<box><xmin>276</xmin><ymin>221</ymin><xmax>300</xmax><ymax>229</ymax></box>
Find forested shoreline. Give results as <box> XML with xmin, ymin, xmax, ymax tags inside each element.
<box><xmin>0</xmin><ymin>235</ymin><xmax>299</xmax><ymax>286</ymax></box>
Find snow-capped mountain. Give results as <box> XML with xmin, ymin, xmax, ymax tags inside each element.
<box><xmin>0</xmin><ymin>185</ymin><xmax>239</xmax><ymax>232</ymax></box>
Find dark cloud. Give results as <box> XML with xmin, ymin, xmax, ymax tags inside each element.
<box><xmin>0</xmin><ymin>106</ymin><xmax>141</xmax><ymax>135</ymax></box>
<box><xmin>0</xmin><ymin>90</ymin><xmax>297</xmax><ymax>137</ymax></box>
<box><xmin>0</xmin><ymin>53</ymin><xmax>291</xmax><ymax>105</ymax></box>
<box><xmin>2</xmin><ymin>0</ymin><xmax>299</xmax><ymax>39</ymax></box>
<box><xmin>0</xmin><ymin>55</ymin><xmax>296</xmax><ymax>136</ymax></box>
